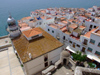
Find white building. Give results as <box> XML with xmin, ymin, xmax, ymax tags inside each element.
<box><xmin>12</xmin><ymin>27</ymin><xmax>63</xmax><ymax>75</ymax></box>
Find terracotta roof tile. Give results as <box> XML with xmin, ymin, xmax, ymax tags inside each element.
<box><xmin>22</xmin><ymin>28</ymin><xmax>42</xmax><ymax>38</ymax></box>
<box><xmin>84</xmin><ymin>28</ymin><xmax>98</xmax><ymax>38</ymax></box>
<box><xmin>21</xmin><ymin>16</ymin><xmax>32</xmax><ymax>20</ymax></box>
<box><xmin>62</xmin><ymin>21</ymin><xmax>68</xmax><ymax>24</ymax></box>
<box><xmin>79</xmin><ymin>25</ymin><xmax>86</xmax><ymax>29</ymax></box>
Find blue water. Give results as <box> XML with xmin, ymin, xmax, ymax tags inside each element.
<box><xmin>0</xmin><ymin>0</ymin><xmax>100</xmax><ymax>36</ymax></box>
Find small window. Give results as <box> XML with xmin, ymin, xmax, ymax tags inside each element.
<box><xmin>52</xmin><ymin>30</ymin><xmax>54</xmax><ymax>33</ymax></box>
<box><xmin>95</xmin><ymin>51</ymin><xmax>100</xmax><ymax>56</ymax></box>
<box><xmin>90</xmin><ymin>39</ymin><xmax>95</xmax><ymax>44</ymax></box>
<box><xmin>98</xmin><ymin>42</ymin><xmax>100</xmax><ymax>47</ymax></box>
<box><xmin>48</xmin><ymin>29</ymin><xmax>50</xmax><ymax>31</ymax></box>
<box><xmin>45</xmin><ymin>62</ymin><xmax>48</xmax><ymax>67</ymax></box>
<box><xmin>89</xmin><ymin>29</ymin><xmax>91</xmax><ymax>31</ymax></box>
<box><xmin>63</xmin><ymin>36</ymin><xmax>65</xmax><ymax>40</ymax></box>
<box><xmin>77</xmin><ymin>44</ymin><xmax>80</xmax><ymax>47</ymax></box>
<box><xmin>69</xmin><ymin>41</ymin><xmax>72</xmax><ymax>43</ymax></box>
<box><xmin>90</xmin><ymin>25</ymin><xmax>92</xmax><ymax>28</ymax></box>
<box><xmin>83</xmin><ymin>20</ymin><xmax>85</xmax><ymax>22</ymax></box>
<box><xmin>44</xmin><ymin>57</ymin><xmax>48</xmax><ymax>61</ymax></box>
<box><xmin>87</xmin><ymin>47</ymin><xmax>93</xmax><ymax>52</ymax></box>
<box><xmin>94</xmin><ymin>26</ymin><xmax>96</xmax><ymax>28</ymax></box>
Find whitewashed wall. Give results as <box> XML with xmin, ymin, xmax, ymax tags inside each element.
<box><xmin>24</xmin><ymin>47</ymin><xmax>62</xmax><ymax>75</ymax></box>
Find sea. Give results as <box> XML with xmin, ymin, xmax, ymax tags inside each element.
<box><xmin>0</xmin><ymin>0</ymin><xmax>100</xmax><ymax>36</ymax></box>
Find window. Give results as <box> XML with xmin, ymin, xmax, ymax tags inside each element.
<box><xmin>89</xmin><ymin>29</ymin><xmax>91</xmax><ymax>31</ymax></box>
<box><xmin>98</xmin><ymin>42</ymin><xmax>100</xmax><ymax>47</ymax></box>
<box><xmin>83</xmin><ymin>20</ymin><xmax>85</xmax><ymax>22</ymax></box>
<box><xmin>44</xmin><ymin>54</ymin><xmax>48</xmax><ymax>62</ymax></box>
<box><xmin>94</xmin><ymin>26</ymin><xmax>96</xmax><ymax>28</ymax></box>
<box><xmin>95</xmin><ymin>51</ymin><xmax>100</xmax><ymax>56</ymax></box>
<box><xmin>83</xmin><ymin>39</ymin><xmax>88</xmax><ymax>45</ymax></box>
<box><xmin>63</xmin><ymin>36</ymin><xmax>65</xmax><ymax>40</ymax></box>
<box><xmin>45</xmin><ymin>62</ymin><xmax>48</xmax><ymax>67</ymax></box>
<box><xmin>82</xmin><ymin>47</ymin><xmax>86</xmax><ymax>52</ymax></box>
<box><xmin>44</xmin><ymin>57</ymin><xmax>48</xmax><ymax>61</ymax></box>
<box><xmin>8</xmin><ymin>22</ymin><xmax>16</xmax><ymax>26</ymax></box>
<box><xmin>77</xmin><ymin>44</ymin><xmax>80</xmax><ymax>47</ymax></box>
<box><xmin>48</xmin><ymin>29</ymin><xmax>50</xmax><ymax>31</ymax></box>
<box><xmin>90</xmin><ymin>25</ymin><xmax>92</xmax><ymax>28</ymax></box>
<box><xmin>90</xmin><ymin>39</ymin><xmax>95</xmax><ymax>44</ymax></box>
<box><xmin>69</xmin><ymin>41</ymin><xmax>72</xmax><ymax>43</ymax></box>
<box><xmin>52</xmin><ymin>30</ymin><xmax>54</xmax><ymax>33</ymax></box>
<box><xmin>87</xmin><ymin>47</ymin><xmax>93</xmax><ymax>52</ymax></box>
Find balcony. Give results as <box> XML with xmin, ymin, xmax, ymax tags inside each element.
<box><xmin>8</xmin><ymin>25</ymin><xmax>18</xmax><ymax>31</ymax></box>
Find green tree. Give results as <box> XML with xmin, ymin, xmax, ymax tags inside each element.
<box><xmin>72</xmin><ymin>51</ymin><xmax>87</xmax><ymax>62</ymax></box>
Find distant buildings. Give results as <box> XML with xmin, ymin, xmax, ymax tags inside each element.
<box><xmin>7</xmin><ymin>6</ymin><xmax>100</xmax><ymax>75</ymax></box>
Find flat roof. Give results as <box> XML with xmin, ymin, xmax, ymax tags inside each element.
<box><xmin>12</xmin><ymin>27</ymin><xmax>63</xmax><ymax>63</ymax></box>
<box><xmin>49</xmin><ymin>24</ymin><xmax>58</xmax><ymax>29</ymax></box>
<box><xmin>73</xmin><ymin>28</ymin><xmax>82</xmax><ymax>33</ymax></box>
<box><xmin>69</xmin><ymin>24</ymin><xmax>78</xmax><ymax>29</ymax></box>
<box><xmin>0</xmin><ymin>47</ymin><xmax>24</xmax><ymax>75</ymax></box>
<box><xmin>21</xmin><ymin>16</ymin><xmax>32</xmax><ymax>20</ymax></box>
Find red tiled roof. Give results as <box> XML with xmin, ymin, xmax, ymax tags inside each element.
<box><xmin>79</xmin><ymin>25</ymin><xmax>86</xmax><ymax>29</ymax></box>
<box><xmin>84</xmin><ymin>28</ymin><xmax>98</xmax><ymax>38</ymax></box>
<box><xmin>22</xmin><ymin>28</ymin><xmax>42</xmax><ymax>38</ymax></box>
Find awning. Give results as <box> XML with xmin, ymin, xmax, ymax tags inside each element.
<box><xmin>42</xmin><ymin>65</ymin><xmax>55</xmax><ymax>74</ymax></box>
<box><xmin>66</xmin><ymin>46</ymin><xmax>76</xmax><ymax>53</ymax></box>
<box><xmin>87</xmin><ymin>54</ymin><xmax>100</xmax><ymax>63</ymax></box>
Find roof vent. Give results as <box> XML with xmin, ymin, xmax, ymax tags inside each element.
<box><xmin>29</xmin><ymin>53</ymin><xmax>32</xmax><ymax>59</ymax></box>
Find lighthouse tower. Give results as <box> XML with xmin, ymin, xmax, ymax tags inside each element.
<box><xmin>7</xmin><ymin>15</ymin><xmax>21</xmax><ymax>39</ymax></box>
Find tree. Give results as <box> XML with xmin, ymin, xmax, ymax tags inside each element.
<box><xmin>72</xmin><ymin>51</ymin><xmax>87</xmax><ymax>62</ymax></box>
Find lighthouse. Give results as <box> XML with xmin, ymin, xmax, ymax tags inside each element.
<box><xmin>7</xmin><ymin>15</ymin><xmax>21</xmax><ymax>39</ymax></box>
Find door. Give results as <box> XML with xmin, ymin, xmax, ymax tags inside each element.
<box><xmin>73</xmin><ymin>43</ymin><xmax>75</xmax><ymax>48</ymax></box>
<box><xmin>82</xmin><ymin>47</ymin><xmax>86</xmax><ymax>52</ymax></box>
<box><xmin>63</xmin><ymin>59</ymin><xmax>66</xmax><ymax>65</ymax></box>
<box><xmin>84</xmin><ymin>39</ymin><xmax>88</xmax><ymax>45</ymax></box>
